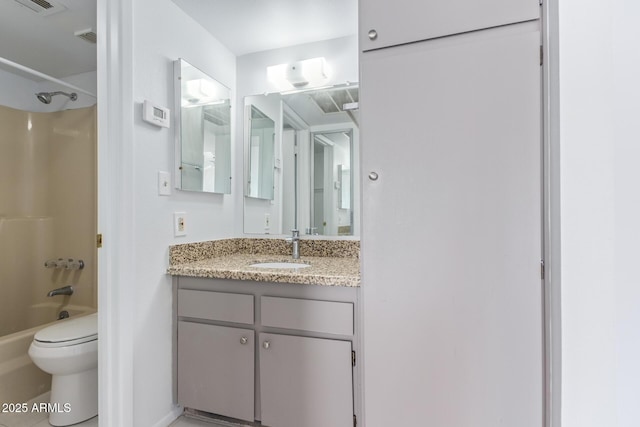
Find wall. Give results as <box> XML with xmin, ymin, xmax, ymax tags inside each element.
<box><xmin>236</xmin><ymin>35</ymin><xmax>359</xmax><ymax>235</ymax></box>
<box><xmin>0</xmin><ymin>68</ymin><xmax>96</xmax><ymax>112</ymax></box>
<box><xmin>559</xmin><ymin>0</ymin><xmax>640</xmax><ymax>426</ymax></box>
<box><xmin>0</xmin><ymin>104</ymin><xmax>97</xmax><ymax>335</ymax></box>
<box><xmin>130</xmin><ymin>1</ymin><xmax>236</xmax><ymax>426</ymax></box>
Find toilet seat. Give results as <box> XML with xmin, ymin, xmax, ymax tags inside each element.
<box><xmin>34</xmin><ymin>313</ymin><xmax>97</xmax><ymax>348</ymax></box>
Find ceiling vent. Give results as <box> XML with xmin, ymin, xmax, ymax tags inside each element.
<box><xmin>13</xmin><ymin>0</ymin><xmax>67</xmax><ymax>16</ymax></box>
<box><xmin>309</xmin><ymin>87</ymin><xmax>359</xmax><ymax>114</ymax></box>
<box><xmin>75</xmin><ymin>28</ymin><xmax>97</xmax><ymax>44</ymax></box>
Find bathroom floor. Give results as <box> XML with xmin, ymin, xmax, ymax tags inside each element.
<box><xmin>0</xmin><ymin>393</ymin><xmax>97</xmax><ymax>427</ymax></box>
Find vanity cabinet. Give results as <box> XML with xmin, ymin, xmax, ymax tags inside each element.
<box><xmin>360</xmin><ymin>0</ymin><xmax>540</xmax><ymax>51</ymax></box>
<box><xmin>177</xmin><ymin>321</ymin><xmax>255</xmax><ymax>421</ymax></box>
<box><xmin>259</xmin><ymin>333</ymin><xmax>353</xmax><ymax>427</ymax></box>
<box><xmin>174</xmin><ymin>278</ymin><xmax>359</xmax><ymax>426</ymax></box>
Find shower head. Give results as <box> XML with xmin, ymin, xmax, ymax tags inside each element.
<box><xmin>35</xmin><ymin>91</ymin><xmax>78</xmax><ymax>104</ymax></box>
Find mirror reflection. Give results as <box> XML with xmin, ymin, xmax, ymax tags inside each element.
<box><xmin>174</xmin><ymin>58</ymin><xmax>232</xmax><ymax>194</ymax></box>
<box><xmin>243</xmin><ymin>85</ymin><xmax>359</xmax><ymax>236</ymax></box>
<box><xmin>246</xmin><ymin>105</ymin><xmax>275</xmax><ymax>199</ymax></box>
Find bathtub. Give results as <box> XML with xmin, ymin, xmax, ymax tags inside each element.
<box><xmin>0</xmin><ymin>303</ymin><xmax>95</xmax><ymax>404</ymax></box>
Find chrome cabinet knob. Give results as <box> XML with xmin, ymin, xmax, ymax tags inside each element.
<box><xmin>263</xmin><ymin>341</ymin><xmax>271</xmax><ymax>349</ymax></box>
<box><xmin>240</xmin><ymin>336</ymin><xmax>248</xmax><ymax>345</ymax></box>
<box><xmin>368</xmin><ymin>29</ymin><xmax>378</xmax><ymax>41</ymax></box>
<box><xmin>368</xmin><ymin>172</ymin><xmax>379</xmax><ymax>181</ymax></box>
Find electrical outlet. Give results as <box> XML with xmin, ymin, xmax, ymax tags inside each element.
<box><xmin>158</xmin><ymin>171</ymin><xmax>171</xmax><ymax>196</ymax></box>
<box><xmin>264</xmin><ymin>213</ymin><xmax>270</xmax><ymax>230</ymax></box>
<box><xmin>174</xmin><ymin>212</ymin><xmax>187</xmax><ymax>237</ymax></box>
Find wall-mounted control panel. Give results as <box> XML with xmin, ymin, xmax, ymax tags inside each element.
<box><xmin>143</xmin><ymin>100</ymin><xmax>170</xmax><ymax>128</ymax></box>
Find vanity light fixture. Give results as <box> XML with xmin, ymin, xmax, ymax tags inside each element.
<box><xmin>267</xmin><ymin>57</ymin><xmax>331</xmax><ymax>92</ymax></box>
<box><xmin>182</xmin><ymin>78</ymin><xmax>223</xmax><ymax>107</ymax></box>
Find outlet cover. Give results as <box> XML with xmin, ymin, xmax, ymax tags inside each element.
<box><xmin>174</xmin><ymin>212</ymin><xmax>187</xmax><ymax>237</ymax></box>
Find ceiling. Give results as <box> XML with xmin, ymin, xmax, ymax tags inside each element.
<box><xmin>0</xmin><ymin>0</ymin><xmax>356</xmax><ymax>81</ymax></box>
<box><xmin>0</xmin><ymin>0</ymin><xmax>96</xmax><ymax>80</ymax></box>
<box><xmin>171</xmin><ymin>0</ymin><xmax>358</xmax><ymax>56</ymax></box>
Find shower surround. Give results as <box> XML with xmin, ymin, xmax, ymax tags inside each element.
<box><xmin>0</xmin><ymin>104</ymin><xmax>97</xmax><ymax>403</ymax></box>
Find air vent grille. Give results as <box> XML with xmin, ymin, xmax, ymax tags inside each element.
<box><xmin>13</xmin><ymin>0</ymin><xmax>66</xmax><ymax>16</ymax></box>
<box><xmin>309</xmin><ymin>87</ymin><xmax>359</xmax><ymax>114</ymax></box>
<box><xmin>75</xmin><ymin>29</ymin><xmax>97</xmax><ymax>44</ymax></box>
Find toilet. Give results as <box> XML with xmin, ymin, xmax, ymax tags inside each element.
<box><xmin>28</xmin><ymin>313</ymin><xmax>98</xmax><ymax>426</ymax></box>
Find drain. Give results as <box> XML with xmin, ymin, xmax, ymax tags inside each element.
<box><xmin>58</xmin><ymin>310</ymin><xmax>70</xmax><ymax>320</ymax></box>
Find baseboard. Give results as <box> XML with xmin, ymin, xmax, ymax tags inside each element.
<box><xmin>152</xmin><ymin>405</ymin><xmax>183</xmax><ymax>427</ymax></box>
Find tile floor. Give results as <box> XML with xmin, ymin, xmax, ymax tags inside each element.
<box><xmin>0</xmin><ymin>393</ymin><xmax>97</xmax><ymax>427</ymax></box>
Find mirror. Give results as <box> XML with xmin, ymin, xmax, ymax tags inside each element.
<box><xmin>243</xmin><ymin>84</ymin><xmax>359</xmax><ymax>236</ymax></box>
<box><xmin>174</xmin><ymin>58</ymin><xmax>232</xmax><ymax>194</ymax></box>
<box><xmin>246</xmin><ymin>105</ymin><xmax>275</xmax><ymax>199</ymax></box>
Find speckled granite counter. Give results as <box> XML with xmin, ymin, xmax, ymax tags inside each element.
<box><xmin>167</xmin><ymin>238</ymin><xmax>360</xmax><ymax>287</ymax></box>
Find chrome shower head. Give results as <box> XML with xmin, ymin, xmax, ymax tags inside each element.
<box><xmin>35</xmin><ymin>91</ymin><xmax>78</xmax><ymax>104</ymax></box>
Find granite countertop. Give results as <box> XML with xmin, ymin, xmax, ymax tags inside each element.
<box><xmin>167</xmin><ymin>238</ymin><xmax>360</xmax><ymax>287</ymax></box>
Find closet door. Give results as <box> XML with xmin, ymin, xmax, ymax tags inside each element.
<box><xmin>361</xmin><ymin>0</ymin><xmax>540</xmax><ymax>51</ymax></box>
<box><xmin>361</xmin><ymin>22</ymin><xmax>543</xmax><ymax>426</ymax></box>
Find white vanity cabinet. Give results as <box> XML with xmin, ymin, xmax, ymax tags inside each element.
<box><xmin>360</xmin><ymin>0</ymin><xmax>540</xmax><ymax>51</ymax></box>
<box><xmin>174</xmin><ymin>278</ymin><xmax>359</xmax><ymax>427</ymax></box>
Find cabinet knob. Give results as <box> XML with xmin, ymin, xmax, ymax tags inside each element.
<box><xmin>368</xmin><ymin>171</ymin><xmax>379</xmax><ymax>181</ymax></box>
<box><xmin>368</xmin><ymin>29</ymin><xmax>378</xmax><ymax>41</ymax></box>
<box><xmin>240</xmin><ymin>336</ymin><xmax>248</xmax><ymax>345</ymax></box>
<box><xmin>263</xmin><ymin>341</ymin><xmax>271</xmax><ymax>350</ymax></box>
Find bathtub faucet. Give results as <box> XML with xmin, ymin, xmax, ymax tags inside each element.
<box><xmin>47</xmin><ymin>285</ymin><xmax>74</xmax><ymax>297</ymax></box>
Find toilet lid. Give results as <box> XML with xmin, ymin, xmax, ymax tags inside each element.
<box><xmin>34</xmin><ymin>313</ymin><xmax>97</xmax><ymax>344</ymax></box>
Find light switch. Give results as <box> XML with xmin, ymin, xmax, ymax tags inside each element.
<box><xmin>158</xmin><ymin>171</ymin><xmax>171</xmax><ymax>196</ymax></box>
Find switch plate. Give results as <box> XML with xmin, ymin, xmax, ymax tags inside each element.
<box><xmin>158</xmin><ymin>171</ymin><xmax>171</xmax><ymax>196</ymax></box>
<box><xmin>174</xmin><ymin>212</ymin><xmax>187</xmax><ymax>237</ymax></box>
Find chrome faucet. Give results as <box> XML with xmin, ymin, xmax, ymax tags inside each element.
<box><xmin>47</xmin><ymin>285</ymin><xmax>74</xmax><ymax>297</ymax></box>
<box><xmin>287</xmin><ymin>229</ymin><xmax>300</xmax><ymax>259</ymax></box>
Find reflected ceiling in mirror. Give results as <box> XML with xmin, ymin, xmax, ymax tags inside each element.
<box><xmin>174</xmin><ymin>58</ymin><xmax>232</xmax><ymax>194</ymax></box>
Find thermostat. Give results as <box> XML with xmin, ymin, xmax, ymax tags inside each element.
<box><xmin>143</xmin><ymin>100</ymin><xmax>170</xmax><ymax>128</ymax></box>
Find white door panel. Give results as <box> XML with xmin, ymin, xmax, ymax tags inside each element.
<box><xmin>361</xmin><ymin>22</ymin><xmax>543</xmax><ymax>426</ymax></box>
<box><xmin>361</xmin><ymin>0</ymin><xmax>540</xmax><ymax>51</ymax></box>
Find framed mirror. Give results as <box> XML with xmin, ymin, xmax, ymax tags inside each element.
<box><xmin>174</xmin><ymin>58</ymin><xmax>232</xmax><ymax>194</ymax></box>
<box><xmin>243</xmin><ymin>84</ymin><xmax>359</xmax><ymax>236</ymax></box>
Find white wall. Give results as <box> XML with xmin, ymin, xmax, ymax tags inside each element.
<box><xmin>236</xmin><ymin>35</ymin><xmax>359</xmax><ymax>235</ymax></box>
<box><xmin>0</xmin><ymin>68</ymin><xmax>96</xmax><ymax>112</ymax></box>
<box><xmin>129</xmin><ymin>1</ymin><xmax>236</xmax><ymax>426</ymax></box>
<box><xmin>560</xmin><ymin>1</ymin><xmax>640</xmax><ymax>426</ymax></box>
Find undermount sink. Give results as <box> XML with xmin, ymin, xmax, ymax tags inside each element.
<box><xmin>250</xmin><ymin>262</ymin><xmax>311</xmax><ymax>269</ymax></box>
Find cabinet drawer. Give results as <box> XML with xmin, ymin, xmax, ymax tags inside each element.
<box><xmin>261</xmin><ymin>296</ymin><xmax>353</xmax><ymax>335</ymax></box>
<box><xmin>178</xmin><ymin>289</ymin><xmax>254</xmax><ymax>324</ymax></box>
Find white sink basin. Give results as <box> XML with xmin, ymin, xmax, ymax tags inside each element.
<box><xmin>250</xmin><ymin>262</ymin><xmax>311</xmax><ymax>269</ymax></box>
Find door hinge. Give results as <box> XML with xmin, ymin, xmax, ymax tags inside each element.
<box><xmin>352</xmin><ymin>350</ymin><xmax>356</xmax><ymax>367</ymax></box>
<box><xmin>353</xmin><ymin>414</ymin><xmax>357</xmax><ymax>427</ymax></box>
<box><xmin>541</xmin><ymin>260</ymin><xmax>545</xmax><ymax>280</ymax></box>
<box><xmin>96</xmin><ymin>233</ymin><xmax>103</xmax><ymax>248</ymax></box>
<box><xmin>540</xmin><ymin>45</ymin><xmax>543</xmax><ymax>66</ymax></box>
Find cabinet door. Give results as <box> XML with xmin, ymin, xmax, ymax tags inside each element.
<box><xmin>259</xmin><ymin>333</ymin><xmax>353</xmax><ymax>427</ymax></box>
<box><xmin>177</xmin><ymin>321</ymin><xmax>254</xmax><ymax>421</ymax></box>
<box><xmin>361</xmin><ymin>23</ymin><xmax>543</xmax><ymax>426</ymax></box>
<box><xmin>361</xmin><ymin>0</ymin><xmax>540</xmax><ymax>51</ymax></box>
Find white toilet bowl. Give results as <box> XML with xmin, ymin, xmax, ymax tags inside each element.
<box><xmin>28</xmin><ymin>313</ymin><xmax>98</xmax><ymax>426</ymax></box>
